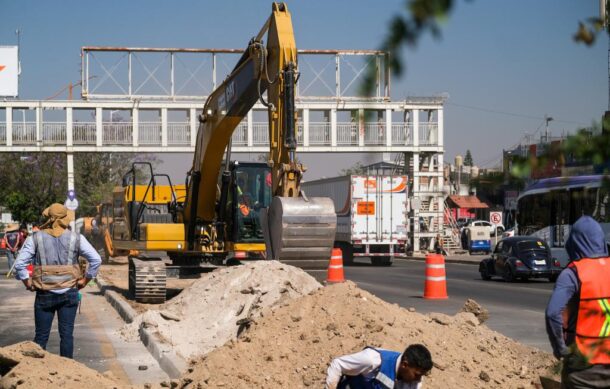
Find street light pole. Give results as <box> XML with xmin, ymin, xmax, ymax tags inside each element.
<box><xmin>544</xmin><ymin>114</ymin><xmax>554</xmax><ymax>142</ymax></box>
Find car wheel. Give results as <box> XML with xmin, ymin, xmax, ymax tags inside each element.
<box><xmin>480</xmin><ymin>267</ymin><xmax>491</xmax><ymax>281</ymax></box>
<box><xmin>468</xmin><ymin>250</ymin><xmax>473</xmax><ymax>255</ymax></box>
<box><xmin>549</xmin><ymin>274</ymin><xmax>558</xmax><ymax>282</ymax></box>
<box><xmin>502</xmin><ymin>266</ymin><xmax>515</xmax><ymax>282</ymax></box>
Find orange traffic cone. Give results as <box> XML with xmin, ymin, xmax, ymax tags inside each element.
<box><xmin>423</xmin><ymin>253</ymin><xmax>448</xmax><ymax>299</ymax></box>
<box><xmin>326</xmin><ymin>248</ymin><xmax>345</xmax><ymax>283</ymax></box>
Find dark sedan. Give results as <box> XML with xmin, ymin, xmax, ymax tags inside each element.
<box><xmin>479</xmin><ymin>236</ymin><xmax>562</xmax><ymax>282</ymax></box>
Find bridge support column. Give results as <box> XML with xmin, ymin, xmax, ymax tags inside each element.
<box><xmin>6</xmin><ymin>107</ymin><xmax>12</xmax><ymax>147</ymax></box>
<box><xmin>190</xmin><ymin>108</ymin><xmax>197</xmax><ymax>147</ymax></box>
<box><xmin>67</xmin><ymin>153</ymin><xmax>75</xmax><ymax>191</ymax></box>
<box><xmin>303</xmin><ymin>109</ymin><xmax>309</xmax><ymax>147</ymax></box>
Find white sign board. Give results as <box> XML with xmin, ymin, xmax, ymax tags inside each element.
<box><xmin>0</xmin><ymin>46</ymin><xmax>18</xmax><ymax>97</ymax></box>
<box><xmin>490</xmin><ymin>211</ymin><xmax>503</xmax><ymax>226</ymax></box>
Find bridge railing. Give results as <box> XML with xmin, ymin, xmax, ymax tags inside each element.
<box><xmin>0</xmin><ymin>120</ymin><xmax>440</xmax><ymax>148</ymax></box>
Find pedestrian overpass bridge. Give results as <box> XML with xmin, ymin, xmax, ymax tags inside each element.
<box><xmin>0</xmin><ymin>47</ymin><xmax>446</xmax><ymax>252</ymax></box>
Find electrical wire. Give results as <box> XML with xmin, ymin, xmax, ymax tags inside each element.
<box><xmin>446</xmin><ymin>102</ymin><xmax>588</xmax><ymax>126</ymax></box>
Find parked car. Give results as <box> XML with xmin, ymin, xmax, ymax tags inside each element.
<box><xmin>467</xmin><ymin>226</ymin><xmax>491</xmax><ymax>255</ymax></box>
<box><xmin>478</xmin><ymin>236</ymin><xmax>562</xmax><ymax>282</ymax></box>
<box><xmin>462</xmin><ymin>219</ymin><xmax>505</xmax><ymax>237</ymax></box>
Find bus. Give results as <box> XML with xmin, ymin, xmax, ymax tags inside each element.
<box><xmin>516</xmin><ymin>175</ymin><xmax>610</xmax><ymax>266</ymax></box>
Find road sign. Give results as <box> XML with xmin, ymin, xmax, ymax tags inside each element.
<box><xmin>490</xmin><ymin>211</ymin><xmax>502</xmax><ymax>225</ymax></box>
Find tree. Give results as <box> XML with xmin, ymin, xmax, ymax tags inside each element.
<box><xmin>464</xmin><ymin>150</ymin><xmax>473</xmax><ymax>166</ymax></box>
<box><xmin>0</xmin><ymin>152</ymin><xmax>157</xmax><ymax>223</ymax></box>
<box><xmin>339</xmin><ymin>161</ymin><xmax>366</xmax><ymax>176</ymax></box>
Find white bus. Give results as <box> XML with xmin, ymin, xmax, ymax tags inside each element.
<box><xmin>516</xmin><ymin>175</ymin><xmax>610</xmax><ymax>266</ymax></box>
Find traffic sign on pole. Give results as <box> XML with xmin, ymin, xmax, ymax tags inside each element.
<box><xmin>490</xmin><ymin>211</ymin><xmax>502</xmax><ymax>226</ymax></box>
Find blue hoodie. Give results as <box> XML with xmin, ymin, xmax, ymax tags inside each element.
<box><xmin>545</xmin><ymin>216</ymin><xmax>609</xmax><ymax>361</ymax></box>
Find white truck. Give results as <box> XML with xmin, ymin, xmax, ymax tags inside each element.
<box><xmin>302</xmin><ymin>175</ymin><xmax>408</xmax><ymax>266</ymax></box>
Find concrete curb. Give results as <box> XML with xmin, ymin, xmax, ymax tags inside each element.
<box><xmin>95</xmin><ymin>276</ymin><xmax>187</xmax><ymax>379</ymax></box>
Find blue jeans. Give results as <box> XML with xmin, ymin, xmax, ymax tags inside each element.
<box><xmin>34</xmin><ymin>288</ymin><xmax>79</xmax><ymax>358</ymax></box>
<box><xmin>6</xmin><ymin>251</ymin><xmax>17</xmax><ymax>273</ymax></box>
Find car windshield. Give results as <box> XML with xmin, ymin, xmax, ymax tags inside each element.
<box><xmin>517</xmin><ymin>240</ymin><xmax>548</xmax><ymax>252</ymax></box>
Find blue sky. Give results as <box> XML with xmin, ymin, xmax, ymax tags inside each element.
<box><xmin>0</xmin><ymin>0</ymin><xmax>606</xmax><ymax>175</ymax></box>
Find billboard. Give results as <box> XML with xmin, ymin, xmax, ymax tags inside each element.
<box><xmin>0</xmin><ymin>46</ymin><xmax>19</xmax><ymax>97</ymax></box>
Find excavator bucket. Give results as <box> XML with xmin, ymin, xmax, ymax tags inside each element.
<box><xmin>262</xmin><ymin>196</ymin><xmax>336</xmax><ymax>269</ymax></box>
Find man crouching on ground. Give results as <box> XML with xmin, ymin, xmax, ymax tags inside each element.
<box><xmin>326</xmin><ymin>344</ymin><xmax>433</xmax><ymax>389</ymax></box>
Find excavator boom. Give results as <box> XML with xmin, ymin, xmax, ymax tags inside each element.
<box><xmin>183</xmin><ymin>3</ymin><xmax>336</xmax><ymax>265</ymax></box>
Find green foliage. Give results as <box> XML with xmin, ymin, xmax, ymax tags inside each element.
<box><xmin>464</xmin><ymin>150</ymin><xmax>473</xmax><ymax>166</ymax></box>
<box><xmin>0</xmin><ymin>152</ymin><xmax>157</xmax><ymax>223</ymax></box>
<box><xmin>339</xmin><ymin>161</ymin><xmax>367</xmax><ymax>176</ymax></box>
<box><xmin>510</xmin><ymin>120</ymin><xmax>610</xmax><ymax>182</ymax></box>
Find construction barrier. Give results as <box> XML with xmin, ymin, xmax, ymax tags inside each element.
<box><xmin>326</xmin><ymin>248</ymin><xmax>345</xmax><ymax>283</ymax></box>
<box><xmin>423</xmin><ymin>253</ymin><xmax>448</xmax><ymax>299</ymax></box>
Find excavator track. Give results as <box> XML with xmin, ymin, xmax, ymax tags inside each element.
<box><xmin>128</xmin><ymin>256</ymin><xmax>167</xmax><ymax>304</ymax></box>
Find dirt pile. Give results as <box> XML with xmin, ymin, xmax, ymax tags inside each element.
<box><xmin>0</xmin><ymin>341</ymin><xmax>124</xmax><ymax>389</ymax></box>
<box><xmin>176</xmin><ymin>281</ymin><xmax>558</xmax><ymax>389</ymax></box>
<box><xmin>121</xmin><ymin>261</ymin><xmax>321</xmax><ymax>360</ymax></box>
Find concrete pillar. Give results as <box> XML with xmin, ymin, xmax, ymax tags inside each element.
<box><xmin>132</xmin><ymin>108</ymin><xmax>139</xmax><ymax>147</ymax></box>
<box><xmin>330</xmin><ymin>108</ymin><xmax>337</xmax><ymax>147</ymax></box>
<box><xmin>6</xmin><ymin>107</ymin><xmax>12</xmax><ymax>146</ymax></box>
<box><xmin>385</xmin><ymin>108</ymin><xmax>392</xmax><ymax>147</ymax></box>
<box><xmin>161</xmin><ymin>108</ymin><xmax>168</xmax><ymax>147</ymax></box>
<box><xmin>66</xmin><ymin>108</ymin><xmax>73</xmax><ymax>147</ymax></box>
<box><xmin>247</xmin><ymin>110</ymin><xmax>253</xmax><ymax>147</ymax></box>
<box><xmin>413</xmin><ymin>109</ymin><xmax>419</xmax><ymax>147</ymax></box>
<box><xmin>67</xmin><ymin>153</ymin><xmax>75</xmax><ymax>191</ymax></box>
<box><xmin>36</xmin><ymin>106</ymin><xmax>42</xmax><ymax>146</ymax></box>
<box><xmin>437</xmin><ymin>108</ymin><xmax>444</xmax><ymax>147</ymax></box>
<box><xmin>96</xmin><ymin>107</ymin><xmax>103</xmax><ymax>147</ymax></box>
<box><xmin>190</xmin><ymin>108</ymin><xmax>197</xmax><ymax>147</ymax></box>
<box><xmin>358</xmin><ymin>108</ymin><xmax>364</xmax><ymax>147</ymax></box>
<box><xmin>303</xmin><ymin>109</ymin><xmax>309</xmax><ymax>147</ymax></box>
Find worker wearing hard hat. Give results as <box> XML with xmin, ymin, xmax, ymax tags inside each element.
<box><xmin>326</xmin><ymin>344</ymin><xmax>433</xmax><ymax>389</ymax></box>
<box><xmin>12</xmin><ymin>203</ymin><xmax>101</xmax><ymax>359</ymax></box>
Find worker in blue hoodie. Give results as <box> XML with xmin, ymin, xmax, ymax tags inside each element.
<box><xmin>545</xmin><ymin>215</ymin><xmax>610</xmax><ymax>388</ymax></box>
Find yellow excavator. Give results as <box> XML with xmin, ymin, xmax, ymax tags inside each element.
<box><xmin>108</xmin><ymin>3</ymin><xmax>336</xmax><ymax>303</ymax></box>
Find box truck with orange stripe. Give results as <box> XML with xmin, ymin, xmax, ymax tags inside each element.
<box><xmin>303</xmin><ymin>175</ymin><xmax>408</xmax><ymax>266</ymax></box>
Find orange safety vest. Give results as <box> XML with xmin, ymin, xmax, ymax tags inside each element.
<box><xmin>569</xmin><ymin>257</ymin><xmax>610</xmax><ymax>365</ymax></box>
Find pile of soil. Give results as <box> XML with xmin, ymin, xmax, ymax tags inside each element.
<box><xmin>175</xmin><ymin>281</ymin><xmax>558</xmax><ymax>389</ymax></box>
<box><xmin>121</xmin><ymin>261</ymin><xmax>321</xmax><ymax>360</ymax></box>
<box><xmin>0</xmin><ymin>342</ymin><xmax>124</xmax><ymax>389</ymax></box>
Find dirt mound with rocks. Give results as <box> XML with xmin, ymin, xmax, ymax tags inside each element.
<box><xmin>0</xmin><ymin>341</ymin><xmax>125</xmax><ymax>389</ymax></box>
<box><xmin>174</xmin><ymin>281</ymin><xmax>558</xmax><ymax>389</ymax></box>
<box><xmin>121</xmin><ymin>261</ymin><xmax>321</xmax><ymax>360</ymax></box>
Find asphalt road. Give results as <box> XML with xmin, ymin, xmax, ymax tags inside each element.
<box><xmin>0</xmin><ymin>256</ymin><xmax>168</xmax><ymax>384</ymax></box>
<box><xmin>336</xmin><ymin>258</ymin><xmax>555</xmax><ymax>353</ymax></box>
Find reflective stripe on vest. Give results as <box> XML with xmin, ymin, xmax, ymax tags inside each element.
<box><xmin>569</xmin><ymin>258</ymin><xmax>610</xmax><ymax>365</ymax></box>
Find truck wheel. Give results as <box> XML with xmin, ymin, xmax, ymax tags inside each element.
<box><xmin>371</xmin><ymin>256</ymin><xmax>392</xmax><ymax>266</ymax></box>
<box><xmin>103</xmin><ymin>248</ymin><xmax>110</xmax><ymax>264</ymax></box>
<box><xmin>480</xmin><ymin>266</ymin><xmax>491</xmax><ymax>280</ymax></box>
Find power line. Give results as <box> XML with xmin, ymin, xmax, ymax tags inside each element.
<box><xmin>446</xmin><ymin>102</ymin><xmax>587</xmax><ymax>126</ymax></box>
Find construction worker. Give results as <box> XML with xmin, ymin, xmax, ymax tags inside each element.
<box><xmin>4</xmin><ymin>224</ymin><xmax>22</xmax><ymax>275</ymax></box>
<box><xmin>545</xmin><ymin>216</ymin><xmax>610</xmax><ymax>388</ymax></box>
<box><xmin>13</xmin><ymin>203</ymin><xmax>101</xmax><ymax>359</ymax></box>
<box><xmin>325</xmin><ymin>344</ymin><xmax>433</xmax><ymax>389</ymax></box>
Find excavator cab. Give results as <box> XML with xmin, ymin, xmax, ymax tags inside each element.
<box><xmin>226</xmin><ymin>162</ymin><xmax>271</xmax><ymax>243</ymax></box>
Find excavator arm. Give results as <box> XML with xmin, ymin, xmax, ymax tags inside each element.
<box><xmin>183</xmin><ymin>3</ymin><xmax>336</xmax><ymax>265</ymax></box>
